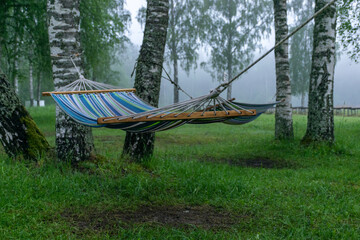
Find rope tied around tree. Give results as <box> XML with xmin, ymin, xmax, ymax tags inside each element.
<box><xmin>211</xmin><ymin>0</ymin><xmax>337</xmax><ymax>96</ymax></box>
<box><xmin>131</xmin><ymin>59</ymin><xmax>193</xmax><ymax>99</ymax></box>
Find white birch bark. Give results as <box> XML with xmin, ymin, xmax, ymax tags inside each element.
<box><xmin>47</xmin><ymin>0</ymin><xmax>94</xmax><ymax>162</ymax></box>
<box><xmin>226</xmin><ymin>6</ymin><xmax>233</xmax><ymax>101</ymax></box>
<box><xmin>170</xmin><ymin>0</ymin><xmax>179</xmax><ymax>104</ymax></box>
<box><xmin>173</xmin><ymin>55</ymin><xmax>179</xmax><ymax>103</ymax></box>
<box><xmin>123</xmin><ymin>0</ymin><xmax>169</xmax><ymax>161</ymax></box>
<box><xmin>273</xmin><ymin>0</ymin><xmax>294</xmax><ymax>140</ymax></box>
<box><xmin>29</xmin><ymin>60</ymin><xmax>34</xmax><ymax>106</ymax></box>
<box><xmin>37</xmin><ymin>70</ymin><xmax>42</xmax><ymax>105</ymax></box>
<box><xmin>301</xmin><ymin>92</ymin><xmax>306</xmax><ymax>107</ymax></box>
<box><xmin>14</xmin><ymin>58</ymin><xmax>19</xmax><ymax>94</ymax></box>
<box><xmin>303</xmin><ymin>0</ymin><xmax>336</xmax><ymax>143</ymax></box>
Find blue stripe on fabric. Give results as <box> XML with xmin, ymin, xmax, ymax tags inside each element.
<box><xmin>86</xmin><ymin>94</ymin><xmax>110</xmax><ymax>117</ymax></box>
<box><xmin>52</xmin><ymin>94</ymin><xmax>98</xmax><ymax>126</ymax></box>
<box><xmin>109</xmin><ymin>93</ymin><xmax>149</xmax><ymax>113</ymax></box>
<box><xmin>103</xmin><ymin>93</ymin><xmax>133</xmax><ymax>116</ymax></box>
<box><xmin>51</xmin><ymin>91</ymin><xmax>277</xmax><ymax>132</ymax></box>
<box><xmin>79</xmin><ymin>94</ymin><xmax>100</xmax><ymax>118</ymax></box>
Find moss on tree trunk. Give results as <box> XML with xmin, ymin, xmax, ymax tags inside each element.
<box><xmin>0</xmin><ymin>72</ymin><xmax>49</xmax><ymax>160</ymax></box>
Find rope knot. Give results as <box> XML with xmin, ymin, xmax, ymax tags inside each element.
<box><xmin>209</xmin><ymin>88</ymin><xmax>221</xmax><ymax>98</ymax></box>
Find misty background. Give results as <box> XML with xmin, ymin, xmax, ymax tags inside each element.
<box><xmin>119</xmin><ymin>0</ymin><xmax>360</xmax><ymax>108</ymax></box>
<box><xmin>4</xmin><ymin>0</ymin><xmax>356</xmax><ymax>108</ymax></box>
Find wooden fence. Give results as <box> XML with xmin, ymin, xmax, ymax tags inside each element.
<box><xmin>266</xmin><ymin>107</ymin><xmax>360</xmax><ymax>116</ymax></box>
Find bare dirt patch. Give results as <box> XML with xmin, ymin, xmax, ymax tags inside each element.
<box><xmin>61</xmin><ymin>205</ymin><xmax>247</xmax><ymax>234</ymax></box>
<box><xmin>237</xmin><ymin>158</ymin><xmax>282</xmax><ymax>168</ymax></box>
<box><xmin>202</xmin><ymin>156</ymin><xmax>296</xmax><ymax>169</ymax></box>
<box><xmin>155</xmin><ymin>135</ymin><xmax>220</xmax><ymax>147</ymax></box>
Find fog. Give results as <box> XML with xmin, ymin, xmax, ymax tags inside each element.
<box><xmin>123</xmin><ymin>0</ymin><xmax>360</xmax><ymax>108</ymax></box>
<box><xmin>120</xmin><ymin>42</ymin><xmax>360</xmax><ymax>108</ymax></box>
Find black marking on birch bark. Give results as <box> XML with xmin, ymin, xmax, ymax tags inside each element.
<box><xmin>48</xmin><ymin>0</ymin><xmax>94</xmax><ymax>162</ymax></box>
<box><xmin>273</xmin><ymin>0</ymin><xmax>293</xmax><ymax>140</ymax></box>
<box><xmin>123</xmin><ymin>0</ymin><xmax>169</xmax><ymax>161</ymax></box>
<box><xmin>303</xmin><ymin>0</ymin><xmax>336</xmax><ymax>144</ymax></box>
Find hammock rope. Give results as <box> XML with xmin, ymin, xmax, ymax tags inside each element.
<box><xmin>44</xmin><ymin>56</ymin><xmax>270</xmax><ymax>132</ymax></box>
<box><xmin>132</xmin><ymin>60</ymin><xmax>194</xmax><ymax>99</ymax></box>
<box><xmin>214</xmin><ymin>0</ymin><xmax>337</xmax><ymax>95</ymax></box>
<box><xmin>41</xmin><ymin>0</ymin><xmax>338</xmax><ymax>132</ymax></box>
<box><xmin>48</xmin><ymin>57</ymin><xmax>259</xmax><ymax>130</ymax></box>
<box><xmin>48</xmin><ymin>89</ymin><xmax>272</xmax><ymax>132</ymax></box>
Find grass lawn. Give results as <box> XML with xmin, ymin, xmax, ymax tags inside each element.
<box><xmin>1</xmin><ymin>105</ymin><xmax>360</xmax><ymax>239</ymax></box>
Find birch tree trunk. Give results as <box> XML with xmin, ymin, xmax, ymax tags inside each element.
<box><xmin>37</xmin><ymin>70</ymin><xmax>42</xmax><ymax>105</ymax></box>
<box><xmin>226</xmin><ymin>9</ymin><xmax>233</xmax><ymax>100</ymax></box>
<box><xmin>173</xmin><ymin>54</ymin><xmax>179</xmax><ymax>103</ymax></box>
<box><xmin>48</xmin><ymin>0</ymin><xmax>94</xmax><ymax>162</ymax></box>
<box><xmin>227</xmin><ymin>41</ymin><xmax>232</xmax><ymax>100</ymax></box>
<box><xmin>302</xmin><ymin>0</ymin><xmax>336</xmax><ymax>144</ymax></box>
<box><xmin>123</xmin><ymin>0</ymin><xmax>169</xmax><ymax>161</ymax></box>
<box><xmin>226</xmin><ymin>78</ymin><xmax>232</xmax><ymax>100</ymax></box>
<box><xmin>170</xmin><ymin>0</ymin><xmax>179</xmax><ymax>104</ymax></box>
<box><xmin>227</xmin><ymin>63</ymin><xmax>232</xmax><ymax>100</ymax></box>
<box><xmin>301</xmin><ymin>92</ymin><xmax>305</xmax><ymax>107</ymax></box>
<box><xmin>12</xmin><ymin>29</ymin><xmax>19</xmax><ymax>94</ymax></box>
<box><xmin>14</xmin><ymin>58</ymin><xmax>19</xmax><ymax>94</ymax></box>
<box><xmin>29</xmin><ymin>60</ymin><xmax>34</xmax><ymax>107</ymax></box>
<box><xmin>273</xmin><ymin>0</ymin><xmax>294</xmax><ymax>140</ymax></box>
<box><xmin>0</xmin><ymin>71</ymin><xmax>50</xmax><ymax>160</ymax></box>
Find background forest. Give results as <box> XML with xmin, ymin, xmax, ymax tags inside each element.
<box><xmin>0</xmin><ymin>0</ymin><xmax>359</xmax><ymax>108</ymax></box>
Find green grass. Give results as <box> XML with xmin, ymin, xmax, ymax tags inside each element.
<box><xmin>1</xmin><ymin>106</ymin><xmax>360</xmax><ymax>239</ymax></box>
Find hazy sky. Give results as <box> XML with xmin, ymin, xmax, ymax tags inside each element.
<box><xmin>124</xmin><ymin>0</ymin><xmax>146</xmax><ymax>46</ymax></box>
<box><xmin>123</xmin><ymin>0</ymin><xmax>360</xmax><ymax>107</ymax></box>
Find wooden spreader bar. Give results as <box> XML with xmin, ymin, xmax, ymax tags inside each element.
<box><xmin>42</xmin><ymin>88</ymin><xmax>136</xmax><ymax>96</ymax></box>
<box><xmin>97</xmin><ymin>109</ymin><xmax>256</xmax><ymax>124</ymax></box>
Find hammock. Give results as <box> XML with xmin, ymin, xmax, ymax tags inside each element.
<box><xmin>43</xmin><ymin>0</ymin><xmax>337</xmax><ymax>133</ymax></box>
<box><xmin>43</xmin><ymin>79</ymin><xmax>275</xmax><ymax>133</ymax></box>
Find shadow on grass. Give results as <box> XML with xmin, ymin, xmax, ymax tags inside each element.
<box><xmin>201</xmin><ymin>156</ymin><xmax>298</xmax><ymax>169</ymax></box>
<box><xmin>60</xmin><ymin>205</ymin><xmax>250</xmax><ymax>235</ymax></box>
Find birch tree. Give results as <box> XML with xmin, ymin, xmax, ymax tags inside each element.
<box><xmin>137</xmin><ymin>0</ymin><xmax>199</xmax><ymax>103</ymax></box>
<box><xmin>273</xmin><ymin>0</ymin><xmax>293</xmax><ymax>140</ymax></box>
<box><xmin>201</xmin><ymin>0</ymin><xmax>272</xmax><ymax>100</ymax></box>
<box><xmin>29</xmin><ymin>57</ymin><xmax>34</xmax><ymax>106</ymax></box>
<box><xmin>80</xmin><ymin>0</ymin><xmax>130</xmax><ymax>85</ymax></box>
<box><xmin>47</xmin><ymin>0</ymin><xmax>94</xmax><ymax>162</ymax></box>
<box><xmin>0</xmin><ymin>0</ymin><xmax>53</xmax><ymax>104</ymax></box>
<box><xmin>302</xmin><ymin>0</ymin><xmax>337</xmax><ymax>143</ymax></box>
<box><xmin>289</xmin><ymin>0</ymin><xmax>314</xmax><ymax>107</ymax></box>
<box><xmin>0</xmin><ymin>70</ymin><xmax>49</xmax><ymax>160</ymax></box>
<box><xmin>167</xmin><ymin>0</ymin><xmax>199</xmax><ymax>103</ymax></box>
<box><xmin>123</xmin><ymin>0</ymin><xmax>169</xmax><ymax>161</ymax></box>
<box><xmin>338</xmin><ymin>0</ymin><xmax>360</xmax><ymax>61</ymax></box>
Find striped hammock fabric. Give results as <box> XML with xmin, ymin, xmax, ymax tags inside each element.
<box><xmin>51</xmin><ymin>91</ymin><xmax>275</xmax><ymax>133</ymax></box>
